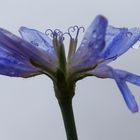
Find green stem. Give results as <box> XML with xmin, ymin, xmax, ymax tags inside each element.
<box><xmin>58</xmin><ymin>98</ymin><xmax>78</xmax><ymax>140</ymax></box>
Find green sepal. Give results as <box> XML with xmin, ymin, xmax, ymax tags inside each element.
<box><xmin>53</xmin><ymin>69</ymin><xmax>75</xmax><ymax>100</ymax></box>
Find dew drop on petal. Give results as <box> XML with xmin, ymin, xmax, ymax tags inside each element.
<box><xmin>82</xmin><ymin>39</ymin><xmax>87</xmax><ymax>44</ymax></box>
<box><xmin>126</xmin><ymin>32</ymin><xmax>133</xmax><ymax>38</ymax></box>
<box><xmin>92</xmin><ymin>31</ymin><xmax>97</xmax><ymax>38</ymax></box>
<box><xmin>17</xmin><ymin>61</ymin><xmax>23</xmax><ymax>65</ymax></box>
<box><xmin>31</xmin><ymin>40</ymin><xmax>39</xmax><ymax>46</ymax></box>
<box><xmin>132</xmin><ymin>40</ymin><xmax>140</xmax><ymax>49</ymax></box>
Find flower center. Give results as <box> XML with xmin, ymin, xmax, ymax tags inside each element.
<box><xmin>44</xmin><ymin>26</ymin><xmax>85</xmax><ymax>70</ymax></box>
<box><xmin>45</xmin><ymin>25</ymin><xmax>85</xmax><ymax>41</ymax></box>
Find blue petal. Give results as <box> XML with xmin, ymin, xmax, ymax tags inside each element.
<box><xmin>0</xmin><ymin>28</ymin><xmax>57</xmax><ymax>71</ymax></box>
<box><xmin>90</xmin><ymin>65</ymin><xmax>140</xmax><ymax>86</ymax></box>
<box><xmin>102</xmin><ymin>26</ymin><xmax>140</xmax><ymax>59</ymax></box>
<box><xmin>71</xmin><ymin>15</ymin><xmax>108</xmax><ymax>70</ymax></box>
<box><xmin>105</xmin><ymin>26</ymin><xmax>127</xmax><ymax>48</ymax></box>
<box><xmin>19</xmin><ymin>27</ymin><xmax>56</xmax><ymax>59</ymax></box>
<box><xmin>89</xmin><ymin>65</ymin><xmax>140</xmax><ymax>112</ymax></box>
<box><xmin>114</xmin><ymin>69</ymin><xmax>140</xmax><ymax>86</ymax></box>
<box><xmin>0</xmin><ymin>44</ymin><xmax>40</xmax><ymax>77</ymax></box>
<box><xmin>88</xmin><ymin>64</ymin><xmax>112</xmax><ymax>78</ymax></box>
<box><xmin>113</xmin><ymin>72</ymin><xmax>138</xmax><ymax>113</ymax></box>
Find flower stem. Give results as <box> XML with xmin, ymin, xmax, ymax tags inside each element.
<box><xmin>58</xmin><ymin>98</ymin><xmax>78</xmax><ymax>140</ymax></box>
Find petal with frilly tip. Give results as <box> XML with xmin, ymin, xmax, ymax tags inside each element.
<box><xmin>89</xmin><ymin>64</ymin><xmax>140</xmax><ymax>86</ymax></box>
<box><xmin>89</xmin><ymin>65</ymin><xmax>139</xmax><ymax>112</ymax></box>
<box><xmin>113</xmin><ymin>72</ymin><xmax>138</xmax><ymax>113</ymax></box>
<box><xmin>105</xmin><ymin>26</ymin><xmax>127</xmax><ymax>48</ymax></box>
<box><xmin>19</xmin><ymin>27</ymin><xmax>57</xmax><ymax>63</ymax></box>
<box><xmin>102</xmin><ymin>26</ymin><xmax>140</xmax><ymax>59</ymax></box>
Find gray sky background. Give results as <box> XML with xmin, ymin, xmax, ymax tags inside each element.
<box><xmin>0</xmin><ymin>0</ymin><xmax>140</xmax><ymax>140</ymax></box>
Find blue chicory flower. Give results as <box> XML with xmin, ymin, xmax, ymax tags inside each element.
<box><xmin>0</xmin><ymin>15</ymin><xmax>140</xmax><ymax>113</ymax></box>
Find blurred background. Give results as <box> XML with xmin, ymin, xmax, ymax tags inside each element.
<box><xmin>0</xmin><ymin>0</ymin><xmax>140</xmax><ymax>139</ymax></box>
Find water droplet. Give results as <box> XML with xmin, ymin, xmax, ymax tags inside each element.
<box><xmin>17</xmin><ymin>61</ymin><xmax>22</xmax><ymax>65</ymax></box>
<box><xmin>10</xmin><ymin>71</ymin><xmax>15</xmax><ymax>75</ymax></box>
<box><xmin>97</xmin><ymin>34</ymin><xmax>103</xmax><ymax>40</ymax></box>
<box><xmin>127</xmin><ymin>32</ymin><xmax>132</xmax><ymax>37</ymax></box>
<box><xmin>92</xmin><ymin>31</ymin><xmax>97</xmax><ymax>38</ymax></box>
<box><xmin>82</xmin><ymin>39</ymin><xmax>87</xmax><ymax>44</ymax></box>
<box><xmin>31</xmin><ymin>41</ymin><xmax>39</xmax><ymax>46</ymax></box>
<box><xmin>132</xmin><ymin>41</ymin><xmax>140</xmax><ymax>49</ymax></box>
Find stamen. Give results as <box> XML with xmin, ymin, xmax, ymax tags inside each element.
<box><xmin>68</xmin><ymin>25</ymin><xmax>85</xmax><ymax>40</ymax></box>
<box><xmin>62</xmin><ymin>32</ymin><xmax>72</xmax><ymax>39</ymax></box>
<box><xmin>45</xmin><ymin>29</ymin><xmax>64</xmax><ymax>40</ymax></box>
<box><xmin>68</xmin><ymin>26</ymin><xmax>78</xmax><ymax>33</ymax></box>
<box><xmin>45</xmin><ymin>29</ymin><xmax>54</xmax><ymax>38</ymax></box>
<box><xmin>78</xmin><ymin>27</ymin><xmax>85</xmax><ymax>33</ymax></box>
<box><xmin>54</xmin><ymin>29</ymin><xmax>64</xmax><ymax>41</ymax></box>
<box><xmin>54</xmin><ymin>29</ymin><xmax>63</xmax><ymax>36</ymax></box>
<box><xmin>76</xmin><ymin>27</ymin><xmax>85</xmax><ymax>40</ymax></box>
<box><xmin>45</xmin><ymin>26</ymin><xmax>85</xmax><ymax>41</ymax></box>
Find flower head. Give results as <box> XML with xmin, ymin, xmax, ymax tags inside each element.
<box><xmin>0</xmin><ymin>15</ymin><xmax>140</xmax><ymax>112</ymax></box>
